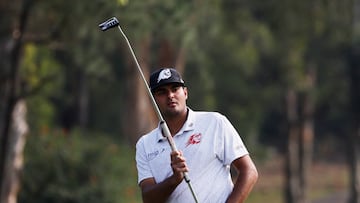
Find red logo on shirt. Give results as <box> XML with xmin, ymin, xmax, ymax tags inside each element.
<box><xmin>186</xmin><ymin>133</ymin><xmax>202</xmax><ymax>147</ymax></box>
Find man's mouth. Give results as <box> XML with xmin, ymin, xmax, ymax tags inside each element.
<box><xmin>168</xmin><ymin>101</ymin><xmax>177</xmax><ymax>107</ymax></box>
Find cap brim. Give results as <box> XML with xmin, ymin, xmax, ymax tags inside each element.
<box><xmin>151</xmin><ymin>82</ymin><xmax>185</xmax><ymax>92</ymax></box>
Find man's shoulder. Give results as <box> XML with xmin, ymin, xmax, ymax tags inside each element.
<box><xmin>192</xmin><ymin>110</ymin><xmax>225</xmax><ymax>120</ymax></box>
<box><xmin>136</xmin><ymin>127</ymin><xmax>160</xmax><ymax>146</ymax></box>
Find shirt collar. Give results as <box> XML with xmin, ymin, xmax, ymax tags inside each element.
<box><xmin>156</xmin><ymin>108</ymin><xmax>195</xmax><ymax>142</ymax></box>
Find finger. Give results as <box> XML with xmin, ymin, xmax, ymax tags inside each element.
<box><xmin>170</xmin><ymin>151</ymin><xmax>182</xmax><ymax>161</ymax></box>
<box><xmin>171</xmin><ymin>158</ymin><xmax>185</xmax><ymax>167</ymax></box>
<box><xmin>171</xmin><ymin>150</ymin><xmax>181</xmax><ymax>157</ymax></box>
<box><xmin>172</xmin><ymin>165</ymin><xmax>189</xmax><ymax>174</ymax></box>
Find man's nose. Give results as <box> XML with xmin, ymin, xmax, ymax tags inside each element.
<box><xmin>167</xmin><ymin>90</ymin><xmax>175</xmax><ymax>98</ymax></box>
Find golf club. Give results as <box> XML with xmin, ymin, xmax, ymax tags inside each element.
<box><xmin>99</xmin><ymin>17</ymin><xmax>199</xmax><ymax>203</ymax></box>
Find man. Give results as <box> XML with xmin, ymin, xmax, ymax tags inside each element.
<box><xmin>136</xmin><ymin>68</ymin><xmax>258</xmax><ymax>203</ymax></box>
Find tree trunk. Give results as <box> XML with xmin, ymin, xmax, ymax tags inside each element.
<box><xmin>157</xmin><ymin>38</ymin><xmax>187</xmax><ymax>74</ymax></box>
<box><xmin>122</xmin><ymin>36</ymin><xmax>157</xmax><ymax>145</ymax></box>
<box><xmin>348</xmin><ymin>0</ymin><xmax>360</xmax><ymax>202</ymax></box>
<box><xmin>285</xmin><ymin>88</ymin><xmax>301</xmax><ymax>203</ymax></box>
<box><xmin>298</xmin><ymin>67</ymin><xmax>316</xmax><ymax>203</ymax></box>
<box><xmin>0</xmin><ymin>100</ymin><xmax>28</xmax><ymax>203</ymax></box>
<box><xmin>77</xmin><ymin>70</ymin><xmax>89</xmax><ymax>133</ymax></box>
<box><xmin>175</xmin><ymin>46</ymin><xmax>187</xmax><ymax>75</ymax></box>
<box><xmin>347</xmin><ymin>47</ymin><xmax>360</xmax><ymax>203</ymax></box>
<box><xmin>347</xmin><ymin>46</ymin><xmax>360</xmax><ymax>203</ymax></box>
<box><xmin>0</xmin><ymin>0</ymin><xmax>32</xmax><ymax>201</ymax></box>
<box><xmin>122</xmin><ymin>35</ymin><xmax>189</xmax><ymax>145</ymax></box>
<box><xmin>347</xmin><ymin>128</ymin><xmax>360</xmax><ymax>203</ymax></box>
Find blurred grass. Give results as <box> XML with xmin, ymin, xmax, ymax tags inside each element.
<box><xmin>247</xmin><ymin>155</ymin><xmax>348</xmax><ymax>203</ymax></box>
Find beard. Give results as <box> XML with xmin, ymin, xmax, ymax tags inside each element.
<box><xmin>163</xmin><ymin>107</ymin><xmax>182</xmax><ymax>118</ymax></box>
<box><xmin>161</xmin><ymin>103</ymin><xmax>187</xmax><ymax>119</ymax></box>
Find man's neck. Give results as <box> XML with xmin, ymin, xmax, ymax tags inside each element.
<box><xmin>165</xmin><ymin>109</ymin><xmax>188</xmax><ymax>136</ymax></box>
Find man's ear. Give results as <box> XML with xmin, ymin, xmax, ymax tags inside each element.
<box><xmin>184</xmin><ymin>87</ymin><xmax>188</xmax><ymax>99</ymax></box>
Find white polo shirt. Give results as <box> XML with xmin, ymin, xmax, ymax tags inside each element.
<box><xmin>135</xmin><ymin>108</ymin><xmax>249</xmax><ymax>203</ymax></box>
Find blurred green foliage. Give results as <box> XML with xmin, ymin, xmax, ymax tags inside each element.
<box><xmin>19</xmin><ymin>131</ymin><xmax>141</xmax><ymax>203</ymax></box>
<box><xmin>21</xmin><ymin>44</ymin><xmax>63</xmax><ymax>131</ymax></box>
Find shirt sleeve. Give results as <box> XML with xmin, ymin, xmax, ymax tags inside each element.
<box><xmin>135</xmin><ymin>137</ymin><xmax>153</xmax><ymax>184</ymax></box>
<box><xmin>215</xmin><ymin>114</ymin><xmax>249</xmax><ymax>166</ymax></box>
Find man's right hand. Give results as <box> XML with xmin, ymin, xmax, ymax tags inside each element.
<box><xmin>139</xmin><ymin>150</ymin><xmax>189</xmax><ymax>203</ymax></box>
<box><xmin>170</xmin><ymin>150</ymin><xmax>189</xmax><ymax>184</ymax></box>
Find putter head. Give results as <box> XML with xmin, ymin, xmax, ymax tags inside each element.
<box><xmin>99</xmin><ymin>17</ymin><xmax>119</xmax><ymax>31</ymax></box>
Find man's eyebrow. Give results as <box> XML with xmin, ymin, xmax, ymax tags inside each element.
<box><xmin>153</xmin><ymin>87</ymin><xmax>166</xmax><ymax>93</ymax></box>
<box><xmin>157</xmin><ymin>87</ymin><xmax>167</xmax><ymax>90</ymax></box>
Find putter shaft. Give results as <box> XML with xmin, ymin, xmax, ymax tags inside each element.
<box><xmin>116</xmin><ymin>24</ymin><xmax>199</xmax><ymax>203</ymax></box>
<box><xmin>100</xmin><ymin>17</ymin><xmax>199</xmax><ymax>203</ymax></box>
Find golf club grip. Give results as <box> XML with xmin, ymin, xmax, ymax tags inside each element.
<box><xmin>160</xmin><ymin>121</ymin><xmax>177</xmax><ymax>151</ymax></box>
<box><xmin>183</xmin><ymin>172</ymin><xmax>191</xmax><ymax>182</ymax></box>
<box><xmin>160</xmin><ymin>121</ymin><xmax>191</xmax><ymax>183</ymax></box>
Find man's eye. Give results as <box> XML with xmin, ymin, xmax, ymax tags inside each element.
<box><xmin>154</xmin><ymin>90</ymin><xmax>166</xmax><ymax>95</ymax></box>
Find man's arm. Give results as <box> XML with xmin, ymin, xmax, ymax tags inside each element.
<box><xmin>139</xmin><ymin>150</ymin><xmax>188</xmax><ymax>203</ymax></box>
<box><xmin>226</xmin><ymin>155</ymin><xmax>258</xmax><ymax>203</ymax></box>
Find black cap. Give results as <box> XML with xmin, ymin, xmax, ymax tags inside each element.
<box><xmin>149</xmin><ymin>68</ymin><xmax>185</xmax><ymax>92</ymax></box>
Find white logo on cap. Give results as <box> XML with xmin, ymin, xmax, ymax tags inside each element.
<box><xmin>157</xmin><ymin>69</ymin><xmax>172</xmax><ymax>83</ymax></box>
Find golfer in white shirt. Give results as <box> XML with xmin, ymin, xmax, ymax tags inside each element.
<box><xmin>136</xmin><ymin>68</ymin><xmax>258</xmax><ymax>203</ymax></box>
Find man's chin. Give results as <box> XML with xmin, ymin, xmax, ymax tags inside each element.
<box><xmin>164</xmin><ymin>109</ymin><xmax>181</xmax><ymax>118</ymax></box>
